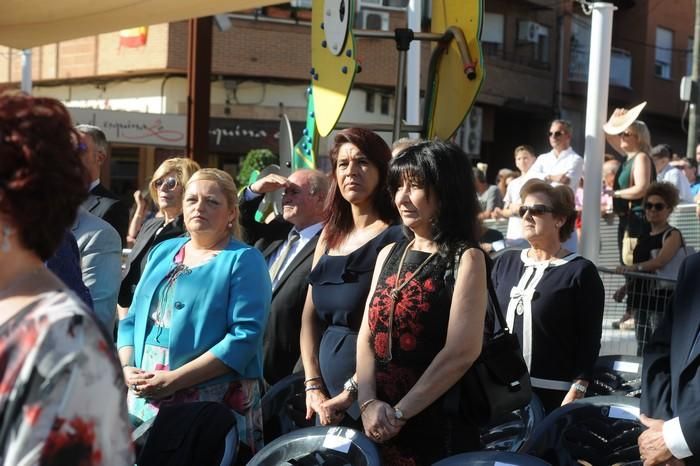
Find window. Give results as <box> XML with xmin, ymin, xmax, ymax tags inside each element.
<box><xmin>365</xmin><ymin>91</ymin><xmax>375</xmax><ymax>113</ymax></box>
<box><xmin>569</xmin><ymin>15</ymin><xmax>591</xmax><ymax>81</ymax></box>
<box><xmin>482</xmin><ymin>13</ymin><xmax>504</xmax><ymax>56</ymax></box>
<box><xmin>655</xmin><ymin>27</ymin><xmax>673</xmax><ymax>79</ymax></box>
<box><xmin>380</xmin><ymin>94</ymin><xmax>391</xmax><ymax>115</ymax></box>
<box><xmin>687</xmin><ymin>38</ymin><xmax>694</xmax><ymax>77</ymax></box>
<box><xmin>534</xmin><ymin>27</ymin><xmax>550</xmax><ymax>64</ymax></box>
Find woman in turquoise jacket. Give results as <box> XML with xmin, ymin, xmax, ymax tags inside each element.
<box><xmin>117</xmin><ymin>168</ymin><xmax>271</xmax><ymax>460</ymax></box>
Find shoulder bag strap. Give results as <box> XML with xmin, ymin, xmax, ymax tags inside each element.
<box><xmin>448</xmin><ymin>247</ymin><xmax>511</xmax><ymax>335</ymax></box>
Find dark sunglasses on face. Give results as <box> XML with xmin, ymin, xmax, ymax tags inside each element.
<box><xmin>518</xmin><ymin>204</ymin><xmax>555</xmax><ymax>218</ymax></box>
<box><xmin>621</xmin><ymin>131</ymin><xmax>636</xmax><ymax>138</ymax></box>
<box><xmin>548</xmin><ymin>131</ymin><xmax>565</xmax><ymax>138</ymax></box>
<box><xmin>644</xmin><ymin>202</ymin><xmax>667</xmax><ymax>211</ymax></box>
<box><xmin>154</xmin><ymin>176</ymin><xmax>178</xmax><ymax>190</ymax></box>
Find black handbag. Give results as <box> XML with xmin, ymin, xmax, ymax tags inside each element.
<box><xmin>443</xmin><ymin>248</ymin><xmax>532</xmax><ymax>426</ymax></box>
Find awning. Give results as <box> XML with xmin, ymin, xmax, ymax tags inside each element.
<box><xmin>0</xmin><ymin>0</ymin><xmax>282</xmax><ymax>49</ymax></box>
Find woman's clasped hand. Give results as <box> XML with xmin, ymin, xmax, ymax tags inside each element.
<box><xmin>361</xmin><ymin>400</ymin><xmax>405</xmax><ymax>443</ymax></box>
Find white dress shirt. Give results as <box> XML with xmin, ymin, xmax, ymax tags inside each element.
<box><xmin>530</xmin><ymin>147</ymin><xmax>584</xmax><ymax>192</ymax></box>
<box><xmin>657</xmin><ymin>164</ymin><xmax>694</xmax><ymax>204</ymax></box>
<box><xmin>268</xmin><ymin>223</ymin><xmax>323</xmax><ymax>290</ymax></box>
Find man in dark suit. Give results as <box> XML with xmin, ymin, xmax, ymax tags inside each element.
<box><xmin>640</xmin><ymin>252</ymin><xmax>700</xmax><ymax>465</ymax></box>
<box><xmin>77</xmin><ymin>124</ymin><xmax>130</xmax><ymax>246</ymax></box>
<box><xmin>240</xmin><ymin>169</ymin><xmax>328</xmax><ymax>386</ymax></box>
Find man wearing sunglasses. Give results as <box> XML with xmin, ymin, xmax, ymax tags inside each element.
<box><xmin>528</xmin><ymin>120</ymin><xmax>583</xmax><ymax>251</ymax></box>
<box><xmin>77</xmin><ymin>124</ymin><xmax>130</xmax><ymax>247</ymax></box>
<box><xmin>529</xmin><ymin>120</ymin><xmax>583</xmax><ymax>192</ymax></box>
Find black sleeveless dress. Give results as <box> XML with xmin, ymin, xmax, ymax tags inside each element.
<box><xmin>367</xmin><ymin>240</ymin><xmax>480</xmax><ymax>465</ymax></box>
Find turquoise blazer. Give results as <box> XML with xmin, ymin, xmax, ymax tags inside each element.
<box><xmin>117</xmin><ymin>237</ymin><xmax>272</xmax><ymax>383</ymax></box>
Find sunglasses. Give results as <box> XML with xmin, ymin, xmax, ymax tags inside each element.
<box><xmin>644</xmin><ymin>202</ymin><xmax>667</xmax><ymax>211</ymax></box>
<box><xmin>548</xmin><ymin>131</ymin><xmax>565</xmax><ymax>138</ymax></box>
<box><xmin>621</xmin><ymin>131</ymin><xmax>637</xmax><ymax>138</ymax></box>
<box><xmin>518</xmin><ymin>204</ymin><xmax>555</xmax><ymax>218</ymax></box>
<box><xmin>154</xmin><ymin>176</ymin><xmax>178</xmax><ymax>191</ymax></box>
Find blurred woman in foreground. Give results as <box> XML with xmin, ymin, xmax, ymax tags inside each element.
<box><xmin>0</xmin><ymin>94</ymin><xmax>132</xmax><ymax>464</ymax></box>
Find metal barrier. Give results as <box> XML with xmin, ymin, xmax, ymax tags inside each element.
<box><xmin>597</xmin><ymin>266</ymin><xmax>675</xmax><ymax>357</ymax></box>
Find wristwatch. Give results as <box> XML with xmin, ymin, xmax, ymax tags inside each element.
<box><xmin>343</xmin><ymin>377</ymin><xmax>358</xmax><ymax>398</ymax></box>
<box><xmin>393</xmin><ymin>407</ymin><xmax>405</xmax><ymax>420</ymax></box>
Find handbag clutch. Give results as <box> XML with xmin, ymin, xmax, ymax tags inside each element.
<box><xmin>443</xmin><ymin>248</ymin><xmax>532</xmax><ymax>426</ymax></box>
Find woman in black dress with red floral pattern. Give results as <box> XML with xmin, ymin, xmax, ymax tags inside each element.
<box><xmin>356</xmin><ymin>141</ymin><xmax>488</xmax><ymax>465</ymax></box>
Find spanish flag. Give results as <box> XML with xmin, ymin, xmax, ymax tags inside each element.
<box><xmin>119</xmin><ymin>27</ymin><xmax>148</xmax><ymax>48</ymax></box>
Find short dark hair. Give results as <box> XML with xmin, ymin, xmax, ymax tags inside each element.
<box><xmin>645</xmin><ymin>181</ymin><xmax>680</xmax><ymax>210</ymax></box>
<box><xmin>324</xmin><ymin>128</ymin><xmax>398</xmax><ymax>250</ymax></box>
<box><xmin>520</xmin><ymin>179</ymin><xmax>576</xmax><ymax>242</ymax></box>
<box><xmin>388</xmin><ymin>140</ymin><xmax>481</xmax><ymax>252</ymax></box>
<box><xmin>0</xmin><ymin>94</ymin><xmax>88</xmax><ymax>260</ymax></box>
<box><xmin>550</xmin><ymin>119</ymin><xmax>573</xmax><ymax>134</ymax></box>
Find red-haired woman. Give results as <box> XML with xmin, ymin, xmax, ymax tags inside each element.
<box><xmin>0</xmin><ymin>94</ymin><xmax>132</xmax><ymax>464</ymax></box>
<box><xmin>300</xmin><ymin>128</ymin><xmax>402</xmax><ymax>427</ymax></box>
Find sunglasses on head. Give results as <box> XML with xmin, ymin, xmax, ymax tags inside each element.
<box><xmin>644</xmin><ymin>202</ymin><xmax>667</xmax><ymax>211</ymax></box>
<box><xmin>518</xmin><ymin>204</ymin><xmax>555</xmax><ymax>218</ymax></box>
<box><xmin>548</xmin><ymin>131</ymin><xmax>565</xmax><ymax>138</ymax></box>
<box><xmin>154</xmin><ymin>176</ymin><xmax>178</xmax><ymax>190</ymax></box>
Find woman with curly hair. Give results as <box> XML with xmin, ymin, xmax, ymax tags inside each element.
<box><xmin>0</xmin><ymin>93</ymin><xmax>132</xmax><ymax>464</ymax></box>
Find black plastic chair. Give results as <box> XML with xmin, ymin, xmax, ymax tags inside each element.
<box><xmin>586</xmin><ymin>355</ymin><xmax>643</xmax><ymax>398</ymax></box>
<box><xmin>247</xmin><ymin>426</ymin><xmax>381</xmax><ymax>466</ymax></box>
<box><xmin>520</xmin><ymin>396</ymin><xmax>643</xmax><ymax>466</ymax></box>
<box><xmin>261</xmin><ymin>372</ymin><xmax>313</xmax><ymax>444</ymax></box>
<box><xmin>432</xmin><ymin>451</ymin><xmax>551</xmax><ymax>465</ymax></box>
<box><xmin>480</xmin><ymin>393</ymin><xmax>546</xmax><ymax>452</ymax></box>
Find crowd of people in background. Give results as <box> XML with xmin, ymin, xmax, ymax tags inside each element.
<box><xmin>1</xmin><ymin>91</ymin><xmax>700</xmax><ymax>466</ymax></box>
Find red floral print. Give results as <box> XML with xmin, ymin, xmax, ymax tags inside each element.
<box><xmin>41</xmin><ymin>416</ymin><xmax>101</xmax><ymax>466</ymax></box>
<box><xmin>399</xmin><ymin>333</ymin><xmax>416</xmax><ymax>351</ymax></box>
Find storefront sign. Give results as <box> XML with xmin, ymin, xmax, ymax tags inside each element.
<box><xmin>69</xmin><ymin>108</ymin><xmax>186</xmax><ymax>147</ymax></box>
<box><xmin>68</xmin><ymin>107</ymin><xmax>303</xmax><ymax>154</ymax></box>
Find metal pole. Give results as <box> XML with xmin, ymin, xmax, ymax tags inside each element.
<box><xmin>393</xmin><ymin>49</ymin><xmax>407</xmax><ymax>141</ymax></box>
<box><xmin>580</xmin><ymin>2</ymin><xmax>616</xmax><ymax>262</ymax></box>
<box><xmin>686</xmin><ymin>0</ymin><xmax>700</xmax><ymax>158</ymax></box>
<box><xmin>406</xmin><ymin>0</ymin><xmax>422</xmax><ymax>138</ymax></box>
<box><xmin>20</xmin><ymin>49</ymin><xmax>32</xmax><ymax>94</ymax></box>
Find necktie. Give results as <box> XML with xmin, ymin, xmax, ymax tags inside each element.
<box><xmin>269</xmin><ymin>230</ymin><xmax>300</xmax><ymax>283</ymax></box>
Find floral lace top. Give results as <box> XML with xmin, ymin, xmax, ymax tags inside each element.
<box><xmin>0</xmin><ymin>291</ymin><xmax>133</xmax><ymax>465</ymax></box>
<box><xmin>367</xmin><ymin>241</ymin><xmax>478</xmax><ymax>465</ymax></box>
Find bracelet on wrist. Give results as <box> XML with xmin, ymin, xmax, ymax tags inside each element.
<box><xmin>304</xmin><ymin>376</ymin><xmax>322</xmax><ymax>385</ymax></box>
<box><xmin>572</xmin><ymin>382</ymin><xmax>587</xmax><ymax>394</ymax></box>
<box><xmin>305</xmin><ymin>385</ymin><xmax>323</xmax><ymax>392</ymax></box>
<box><xmin>359</xmin><ymin>398</ymin><xmax>377</xmax><ymax>414</ymax></box>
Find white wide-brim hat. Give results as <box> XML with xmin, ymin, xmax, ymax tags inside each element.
<box><xmin>603</xmin><ymin>101</ymin><xmax>647</xmax><ymax>135</ymax></box>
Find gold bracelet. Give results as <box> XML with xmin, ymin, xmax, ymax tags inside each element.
<box><xmin>359</xmin><ymin>398</ymin><xmax>377</xmax><ymax>414</ymax></box>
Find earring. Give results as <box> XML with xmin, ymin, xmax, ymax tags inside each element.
<box><xmin>1</xmin><ymin>226</ymin><xmax>12</xmax><ymax>253</ymax></box>
<box><xmin>227</xmin><ymin>222</ymin><xmax>233</xmax><ymax>229</ymax></box>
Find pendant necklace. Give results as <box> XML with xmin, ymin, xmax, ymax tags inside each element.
<box><xmin>379</xmin><ymin>239</ymin><xmax>437</xmax><ymax>363</ymax></box>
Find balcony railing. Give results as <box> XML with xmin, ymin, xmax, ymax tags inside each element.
<box><xmin>569</xmin><ymin>46</ymin><xmax>632</xmax><ymax>88</ymax></box>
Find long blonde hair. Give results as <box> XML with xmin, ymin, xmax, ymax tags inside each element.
<box><xmin>185</xmin><ymin>168</ymin><xmax>241</xmax><ymax>239</ymax></box>
<box><xmin>627</xmin><ymin>120</ymin><xmax>652</xmax><ymax>155</ymax></box>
